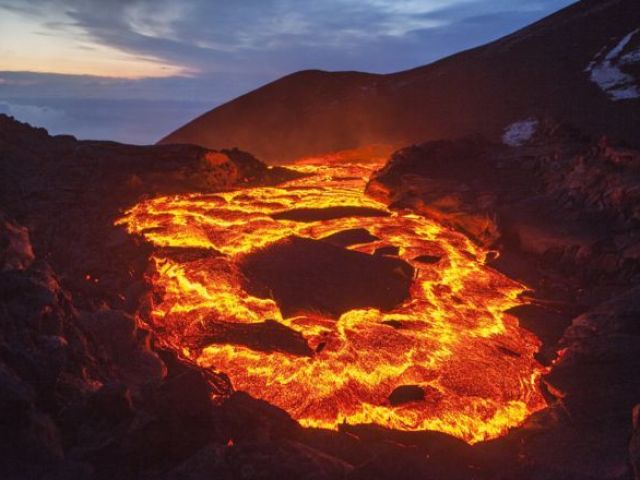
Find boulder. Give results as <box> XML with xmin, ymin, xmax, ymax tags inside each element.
<box><xmin>388</xmin><ymin>385</ymin><xmax>425</xmax><ymax>406</ymax></box>
<box><xmin>0</xmin><ymin>212</ymin><xmax>34</xmax><ymax>272</ymax></box>
<box><xmin>271</xmin><ymin>206</ymin><xmax>389</xmax><ymax>222</ymax></box>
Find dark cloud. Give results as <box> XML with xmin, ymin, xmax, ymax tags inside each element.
<box><xmin>0</xmin><ymin>0</ymin><xmax>576</xmax><ymax>142</ymax></box>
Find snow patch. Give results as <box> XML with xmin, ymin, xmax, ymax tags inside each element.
<box><xmin>502</xmin><ymin>118</ymin><xmax>538</xmax><ymax>147</ymax></box>
<box><xmin>586</xmin><ymin>28</ymin><xmax>640</xmax><ymax>101</ymax></box>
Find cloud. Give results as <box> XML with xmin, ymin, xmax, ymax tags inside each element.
<box><xmin>0</xmin><ymin>0</ymin><xmax>576</xmax><ymax>76</ymax></box>
<box><xmin>0</xmin><ymin>0</ymin><xmax>576</xmax><ymax>143</ymax></box>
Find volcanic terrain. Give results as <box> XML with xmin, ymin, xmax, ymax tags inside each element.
<box><xmin>2</xmin><ymin>0</ymin><xmax>640</xmax><ymax>479</ymax></box>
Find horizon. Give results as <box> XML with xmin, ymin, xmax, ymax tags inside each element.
<box><xmin>0</xmin><ymin>0</ymin><xmax>574</xmax><ymax>144</ymax></box>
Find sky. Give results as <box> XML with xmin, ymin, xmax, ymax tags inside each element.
<box><xmin>0</xmin><ymin>0</ymin><xmax>575</xmax><ymax>144</ymax></box>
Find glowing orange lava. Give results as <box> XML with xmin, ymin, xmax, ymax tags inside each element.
<box><xmin>117</xmin><ymin>155</ymin><xmax>546</xmax><ymax>443</ymax></box>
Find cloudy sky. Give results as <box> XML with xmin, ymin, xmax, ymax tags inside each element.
<box><xmin>0</xmin><ymin>0</ymin><xmax>574</xmax><ymax>144</ymax></box>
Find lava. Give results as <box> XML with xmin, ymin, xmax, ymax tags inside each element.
<box><xmin>117</xmin><ymin>155</ymin><xmax>546</xmax><ymax>444</ymax></box>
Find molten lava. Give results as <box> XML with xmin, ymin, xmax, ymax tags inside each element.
<box><xmin>117</xmin><ymin>155</ymin><xmax>546</xmax><ymax>443</ymax></box>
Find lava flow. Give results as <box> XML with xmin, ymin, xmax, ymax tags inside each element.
<box><xmin>117</xmin><ymin>154</ymin><xmax>546</xmax><ymax>444</ymax></box>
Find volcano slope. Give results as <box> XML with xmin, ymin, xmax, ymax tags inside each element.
<box><xmin>161</xmin><ymin>0</ymin><xmax>640</xmax><ymax>163</ymax></box>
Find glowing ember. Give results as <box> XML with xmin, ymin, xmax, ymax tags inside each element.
<box><xmin>117</xmin><ymin>156</ymin><xmax>546</xmax><ymax>443</ymax></box>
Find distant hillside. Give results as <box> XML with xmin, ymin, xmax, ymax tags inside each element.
<box><xmin>160</xmin><ymin>0</ymin><xmax>640</xmax><ymax>163</ymax></box>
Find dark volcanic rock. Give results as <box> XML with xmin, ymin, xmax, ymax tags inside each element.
<box><xmin>381</xmin><ymin>320</ymin><xmax>404</xmax><ymax>329</ymax></box>
<box><xmin>413</xmin><ymin>254</ymin><xmax>441</xmax><ymax>264</ymax></box>
<box><xmin>114</xmin><ymin>364</ymin><xmax>215</xmax><ymax>472</ymax></box>
<box><xmin>155</xmin><ymin>443</ymin><xmax>230</xmax><ymax>480</ymax></box>
<box><xmin>320</xmin><ymin>228</ymin><xmax>379</xmax><ymax>247</ymax></box>
<box><xmin>388</xmin><ymin>385</ymin><xmax>425</xmax><ymax>405</ymax></box>
<box><xmin>0</xmin><ymin>116</ymin><xmax>305</xmax><ymax>479</ymax></box>
<box><xmin>271</xmin><ymin>206</ymin><xmax>389</xmax><ymax>222</ymax></box>
<box><xmin>0</xmin><ymin>212</ymin><xmax>35</xmax><ymax>272</ymax></box>
<box><xmin>0</xmin><ymin>114</ymin><xmax>295</xmax><ymax>312</ymax></box>
<box><xmin>79</xmin><ymin>309</ymin><xmax>166</xmax><ymax>387</ymax></box>
<box><xmin>86</xmin><ymin>382</ymin><xmax>134</xmax><ymax>425</ymax></box>
<box><xmin>506</xmin><ymin>303</ymin><xmax>578</xmax><ymax>364</ymax></box>
<box><xmin>363</xmin><ymin>125</ymin><xmax>640</xmax><ymax>479</ymax></box>
<box><xmin>240</xmin><ymin>236</ymin><xmax>413</xmax><ymax>318</ymax></box>
<box><xmin>0</xmin><ymin>214</ymin><xmax>97</xmax><ymax>477</ymax></box>
<box><xmin>191</xmin><ymin>319</ymin><xmax>314</xmax><ymax>357</ymax></box>
<box><xmin>213</xmin><ymin>391</ymin><xmax>300</xmax><ymax>444</ymax></box>
<box><xmin>225</xmin><ymin>439</ymin><xmax>352</xmax><ymax>480</ymax></box>
<box><xmin>341</xmin><ymin>425</ymin><xmax>481</xmax><ymax>480</ymax></box>
<box><xmin>366</xmin><ymin>138</ymin><xmax>502</xmax><ymax>245</ymax></box>
<box><xmin>348</xmin><ymin>450</ymin><xmax>472</xmax><ymax>480</ymax></box>
<box><xmin>500</xmin><ymin>284</ymin><xmax>640</xmax><ymax>480</ymax></box>
<box><xmin>0</xmin><ymin>211</ymin><xmax>230</xmax><ymax>479</ymax></box>
<box><xmin>368</xmin><ymin>126</ymin><xmax>640</xmax><ymax>286</ymax></box>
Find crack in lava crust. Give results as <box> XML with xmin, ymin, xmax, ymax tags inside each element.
<box><xmin>117</xmin><ymin>158</ymin><xmax>546</xmax><ymax>443</ymax></box>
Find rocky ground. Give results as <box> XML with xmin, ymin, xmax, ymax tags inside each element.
<box><xmin>367</xmin><ymin>119</ymin><xmax>640</xmax><ymax>479</ymax></box>
<box><xmin>1</xmin><ymin>113</ymin><xmax>640</xmax><ymax>479</ymax></box>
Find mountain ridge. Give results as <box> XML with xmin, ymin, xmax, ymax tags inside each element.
<box><xmin>160</xmin><ymin>0</ymin><xmax>640</xmax><ymax>164</ymax></box>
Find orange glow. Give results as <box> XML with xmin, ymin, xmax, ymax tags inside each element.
<box><xmin>117</xmin><ymin>154</ymin><xmax>546</xmax><ymax>444</ymax></box>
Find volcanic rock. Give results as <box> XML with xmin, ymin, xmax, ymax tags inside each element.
<box><xmin>381</xmin><ymin>320</ymin><xmax>404</xmax><ymax>329</ymax></box>
<box><xmin>511</xmin><ymin>284</ymin><xmax>640</xmax><ymax>479</ymax></box>
<box><xmin>0</xmin><ymin>212</ymin><xmax>35</xmax><ymax>272</ymax></box>
<box><xmin>320</xmin><ymin>228</ymin><xmax>379</xmax><ymax>247</ymax></box>
<box><xmin>155</xmin><ymin>443</ymin><xmax>230</xmax><ymax>480</ymax></box>
<box><xmin>374</xmin><ymin>246</ymin><xmax>399</xmax><ymax>256</ymax></box>
<box><xmin>271</xmin><ymin>206</ymin><xmax>389</xmax><ymax>222</ymax></box>
<box><xmin>546</xmin><ymin>333</ymin><xmax>640</xmax><ymax>425</ymax></box>
<box><xmin>192</xmin><ymin>319</ymin><xmax>314</xmax><ymax>357</ymax></box>
<box><xmin>80</xmin><ymin>309</ymin><xmax>166</xmax><ymax>387</ymax></box>
<box><xmin>224</xmin><ymin>439</ymin><xmax>352</xmax><ymax>480</ymax></box>
<box><xmin>0</xmin><ymin>117</ymin><xmax>299</xmax><ymax>478</ymax></box>
<box><xmin>368</xmin><ymin>126</ymin><xmax>640</xmax><ymax>286</ymax></box>
<box><xmin>340</xmin><ymin>426</ymin><xmax>480</xmax><ymax>480</ymax></box>
<box><xmin>239</xmin><ymin>236</ymin><xmax>413</xmax><ymax>318</ymax></box>
<box><xmin>388</xmin><ymin>385</ymin><xmax>425</xmax><ymax>406</ymax></box>
<box><xmin>506</xmin><ymin>303</ymin><xmax>578</xmax><ymax>364</ymax></box>
<box><xmin>86</xmin><ymin>382</ymin><xmax>134</xmax><ymax>425</ymax></box>
<box><xmin>213</xmin><ymin>391</ymin><xmax>300</xmax><ymax>444</ymax></box>
<box><xmin>0</xmin><ymin>215</ymin><xmax>96</xmax><ymax>477</ymax></box>
<box><xmin>357</xmin><ymin>124</ymin><xmax>640</xmax><ymax>478</ymax></box>
<box><xmin>0</xmin><ymin>114</ymin><xmax>295</xmax><ymax>312</ymax></box>
<box><xmin>413</xmin><ymin>255</ymin><xmax>441</xmax><ymax>264</ymax></box>
<box><xmin>3</xmin><ymin>6</ymin><xmax>640</xmax><ymax>473</ymax></box>
<box><xmin>366</xmin><ymin>137</ymin><xmax>503</xmax><ymax>245</ymax></box>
